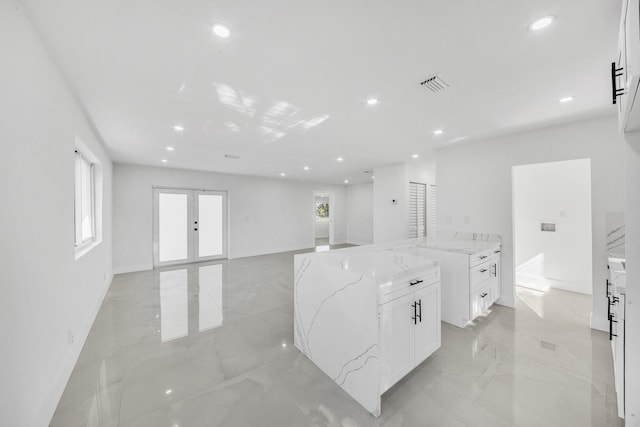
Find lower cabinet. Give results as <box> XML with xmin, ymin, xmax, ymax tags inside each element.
<box><xmin>379</xmin><ymin>281</ymin><xmax>441</xmax><ymax>393</ymax></box>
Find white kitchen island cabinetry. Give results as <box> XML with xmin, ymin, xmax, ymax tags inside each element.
<box><xmin>294</xmin><ymin>246</ymin><xmax>441</xmax><ymax>416</ymax></box>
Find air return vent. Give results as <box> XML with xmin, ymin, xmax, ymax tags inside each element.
<box><xmin>420</xmin><ymin>74</ymin><xmax>449</xmax><ymax>93</ymax></box>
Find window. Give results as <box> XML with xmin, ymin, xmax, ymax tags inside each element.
<box><xmin>315</xmin><ymin>201</ymin><xmax>329</xmax><ymax>219</ymax></box>
<box><xmin>74</xmin><ymin>149</ymin><xmax>95</xmax><ymax>248</ymax></box>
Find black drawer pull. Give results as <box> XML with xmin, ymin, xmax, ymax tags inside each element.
<box><xmin>480</xmin><ymin>269</ymin><xmax>487</xmax><ymax>273</ymax></box>
<box><xmin>494</xmin><ymin>250</ymin><xmax>501</xmax><ymax>254</ymax></box>
<box><xmin>480</xmin><ymin>293</ymin><xmax>488</xmax><ymax>298</ymax></box>
<box><xmin>409</xmin><ymin>279</ymin><xmax>424</xmax><ymax>286</ymax></box>
<box><xmin>479</xmin><ymin>255</ymin><xmax>488</xmax><ymax>259</ymax></box>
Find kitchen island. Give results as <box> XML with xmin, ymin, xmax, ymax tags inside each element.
<box><xmin>294</xmin><ymin>245</ymin><xmax>441</xmax><ymax>416</ymax></box>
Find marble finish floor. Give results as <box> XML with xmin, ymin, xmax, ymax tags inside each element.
<box><xmin>51</xmin><ymin>248</ymin><xmax>623</xmax><ymax>427</ymax></box>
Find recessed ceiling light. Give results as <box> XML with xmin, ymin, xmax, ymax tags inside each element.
<box><xmin>366</xmin><ymin>98</ymin><xmax>379</xmax><ymax>105</ymax></box>
<box><xmin>280</xmin><ymin>172</ymin><xmax>286</xmax><ymax>177</ymax></box>
<box><xmin>433</xmin><ymin>129</ymin><xmax>444</xmax><ymax>135</ymax></box>
<box><xmin>559</xmin><ymin>96</ymin><xmax>574</xmax><ymax>103</ymax></box>
<box><xmin>344</xmin><ymin>180</ymin><xmax>349</xmax><ymax>184</ymax></box>
<box><xmin>212</xmin><ymin>24</ymin><xmax>230</xmax><ymax>38</ymax></box>
<box><xmin>165</xmin><ymin>389</ymin><xmax>172</xmax><ymax>395</ymax></box>
<box><xmin>412</xmin><ymin>154</ymin><xmax>419</xmax><ymax>159</ymax></box>
<box><xmin>166</xmin><ymin>146</ymin><xmax>174</xmax><ymax>151</ymax></box>
<box><xmin>173</xmin><ymin>125</ymin><xmax>184</xmax><ymax>132</ymax></box>
<box><xmin>161</xmin><ymin>159</ymin><xmax>168</xmax><ymax>163</ymax></box>
<box><xmin>372</xmin><ymin>176</ymin><xmax>375</xmax><ymax>180</ymax></box>
<box><xmin>303</xmin><ymin>166</ymin><xmax>310</xmax><ymax>171</ymax></box>
<box><xmin>336</xmin><ymin>157</ymin><xmax>344</xmax><ymax>162</ymax></box>
<box><xmin>528</xmin><ymin>15</ymin><xmax>554</xmax><ymax>31</ymax></box>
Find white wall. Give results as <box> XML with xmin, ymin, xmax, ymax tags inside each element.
<box><xmin>513</xmin><ymin>159</ymin><xmax>593</xmax><ymax>294</ymax></box>
<box><xmin>373</xmin><ymin>163</ymin><xmax>408</xmax><ymax>243</ymax></box>
<box><xmin>436</xmin><ymin>115</ymin><xmax>624</xmax><ymax>328</ymax></box>
<box><xmin>113</xmin><ymin>164</ymin><xmax>347</xmax><ymax>273</ymax></box>
<box><xmin>373</xmin><ymin>159</ymin><xmax>437</xmax><ymax>244</ymax></box>
<box><xmin>0</xmin><ymin>3</ymin><xmax>113</xmax><ymax>426</ymax></box>
<box><xmin>624</xmin><ymin>131</ymin><xmax>640</xmax><ymax>422</ymax></box>
<box><xmin>346</xmin><ymin>182</ymin><xmax>374</xmax><ymax>245</ymax></box>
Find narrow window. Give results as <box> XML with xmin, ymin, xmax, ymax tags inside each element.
<box><xmin>74</xmin><ymin>150</ymin><xmax>95</xmax><ymax>247</ymax></box>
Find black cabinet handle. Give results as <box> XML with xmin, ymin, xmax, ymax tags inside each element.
<box><xmin>194</xmin><ymin>228</ymin><xmax>198</xmax><ymax>231</ymax></box>
<box><xmin>480</xmin><ymin>293</ymin><xmax>488</xmax><ymax>298</ymax></box>
<box><xmin>612</xmin><ymin>61</ymin><xmax>625</xmax><ymax>105</ymax></box>
<box><xmin>411</xmin><ymin>302</ymin><xmax>417</xmax><ymax>325</ymax></box>
<box><xmin>494</xmin><ymin>250</ymin><xmax>501</xmax><ymax>254</ymax></box>
<box><xmin>491</xmin><ymin>264</ymin><xmax>497</xmax><ymax>277</ymax></box>
<box><xmin>480</xmin><ymin>268</ymin><xmax>487</xmax><ymax>273</ymax></box>
<box><xmin>479</xmin><ymin>255</ymin><xmax>488</xmax><ymax>259</ymax></box>
<box><xmin>410</xmin><ymin>279</ymin><xmax>424</xmax><ymax>286</ymax></box>
<box><xmin>417</xmin><ymin>299</ymin><xmax>422</xmax><ymax>323</ymax></box>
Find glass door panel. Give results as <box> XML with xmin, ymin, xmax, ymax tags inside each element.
<box><xmin>195</xmin><ymin>191</ymin><xmax>226</xmax><ymax>260</ymax></box>
<box><xmin>157</xmin><ymin>192</ymin><xmax>190</xmax><ymax>264</ymax></box>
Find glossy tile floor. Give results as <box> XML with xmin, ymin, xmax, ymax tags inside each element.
<box><xmin>51</xmin><ymin>247</ymin><xmax>623</xmax><ymax>427</ymax></box>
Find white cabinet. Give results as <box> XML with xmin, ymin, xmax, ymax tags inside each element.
<box><xmin>607</xmin><ymin>263</ymin><xmax>626</xmax><ymax>420</ymax></box>
<box><xmin>616</xmin><ymin>0</ymin><xmax>640</xmax><ymax>132</ymax></box>
<box><xmin>419</xmin><ymin>245</ymin><xmax>501</xmax><ymax>328</ymax></box>
<box><xmin>379</xmin><ymin>280</ymin><xmax>441</xmax><ymax>394</ymax></box>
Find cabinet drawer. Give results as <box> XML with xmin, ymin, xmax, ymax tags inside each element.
<box><xmin>379</xmin><ymin>269</ymin><xmax>440</xmax><ymax>304</ymax></box>
<box><xmin>470</xmin><ymin>249</ymin><xmax>494</xmax><ymax>267</ymax></box>
<box><xmin>470</xmin><ymin>261</ymin><xmax>491</xmax><ymax>292</ymax></box>
<box><xmin>470</xmin><ymin>285</ymin><xmax>491</xmax><ymax>321</ymax></box>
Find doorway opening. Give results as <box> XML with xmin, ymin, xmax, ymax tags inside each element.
<box><xmin>153</xmin><ymin>188</ymin><xmax>228</xmax><ymax>268</ymax></box>
<box><xmin>313</xmin><ymin>192</ymin><xmax>334</xmax><ymax>250</ymax></box>
<box><xmin>512</xmin><ymin>159</ymin><xmax>593</xmax><ymax>294</ymax></box>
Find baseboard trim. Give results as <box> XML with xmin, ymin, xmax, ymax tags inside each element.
<box><xmin>346</xmin><ymin>240</ymin><xmax>372</xmax><ymax>246</ymax></box>
<box><xmin>38</xmin><ymin>273</ymin><xmax>113</xmax><ymax>427</ymax></box>
<box><xmin>113</xmin><ymin>263</ymin><xmax>153</xmax><ymax>275</ymax></box>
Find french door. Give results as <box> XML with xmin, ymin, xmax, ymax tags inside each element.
<box><xmin>153</xmin><ymin>188</ymin><xmax>227</xmax><ymax>267</ymax></box>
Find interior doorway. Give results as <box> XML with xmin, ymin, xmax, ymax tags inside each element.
<box><xmin>313</xmin><ymin>192</ymin><xmax>334</xmax><ymax>249</ymax></box>
<box><xmin>512</xmin><ymin>159</ymin><xmax>593</xmax><ymax>294</ymax></box>
<box><xmin>153</xmin><ymin>188</ymin><xmax>228</xmax><ymax>267</ymax></box>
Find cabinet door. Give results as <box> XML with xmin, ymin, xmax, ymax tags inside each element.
<box><xmin>470</xmin><ymin>285</ymin><xmax>491</xmax><ymax>321</ymax></box>
<box><xmin>379</xmin><ymin>293</ymin><xmax>415</xmax><ymax>393</ymax></box>
<box><xmin>489</xmin><ymin>257</ymin><xmax>501</xmax><ymax>305</ymax></box>
<box><xmin>413</xmin><ymin>284</ymin><xmax>441</xmax><ymax>365</ymax></box>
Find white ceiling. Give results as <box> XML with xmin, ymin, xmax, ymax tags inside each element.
<box><xmin>22</xmin><ymin>0</ymin><xmax>620</xmax><ymax>184</ymax></box>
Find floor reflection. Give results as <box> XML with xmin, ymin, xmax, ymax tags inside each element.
<box><xmin>159</xmin><ymin>269</ymin><xmax>188</xmax><ymax>342</ymax></box>
<box><xmin>198</xmin><ymin>264</ymin><xmax>223</xmax><ymax>332</ymax></box>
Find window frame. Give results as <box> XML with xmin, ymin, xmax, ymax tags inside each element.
<box><xmin>74</xmin><ymin>148</ymin><xmax>96</xmax><ymax>251</ymax></box>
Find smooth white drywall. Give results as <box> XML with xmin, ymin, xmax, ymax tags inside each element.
<box><xmin>113</xmin><ymin>164</ymin><xmax>347</xmax><ymax>273</ymax></box>
<box><xmin>346</xmin><ymin>182</ymin><xmax>374</xmax><ymax>245</ymax></box>
<box><xmin>0</xmin><ymin>3</ymin><xmax>113</xmax><ymax>426</ymax></box>
<box><xmin>373</xmin><ymin>163</ymin><xmax>408</xmax><ymax>243</ymax></box>
<box><xmin>436</xmin><ymin>115</ymin><xmax>624</xmax><ymax>327</ymax></box>
<box><xmin>373</xmin><ymin>159</ymin><xmax>437</xmax><ymax>244</ymax></box>
<box><xmin>513</xmin><ymin>159</ymin><xmax>593</xmax><ymax>294</ymax></box>
<box><xmin>624</xmin><ymin>130</ymin><xmax>640</xmax><ymax>422</ymax></box>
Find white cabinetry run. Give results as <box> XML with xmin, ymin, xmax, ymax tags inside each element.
<box><xmin>615</xmin><ymin>0</ymin><xmax>640</xmax><ymax>132</ymax></box>
<box><xmin>389</xmin><ymin>236</ymin><xmax>502</xmax><ymax>328</ymax></box>
<box><xmin>294</xmin><ymin>246</ymin><xmax>441</xmax><ymax>416</ymax></box>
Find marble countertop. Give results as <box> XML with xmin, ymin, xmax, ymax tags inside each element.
<box><xmin>306</xmin><ymin>245</ymin><xmax>439</xmax><ymax>284</ymax></box>
<box><xmin>386</xmin><ymin>236</ymin><xmax>501</xmax><ymax>255</ymax></box>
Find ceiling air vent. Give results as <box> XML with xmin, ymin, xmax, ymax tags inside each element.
<box><xmin>224</xmin><ymin>154</ymin><xmax>241</xmax><ymax>159</ymax></box>
<box><xmin>420</xmin><ymin>74</ymin><xmax>449</xmax><ymax>93</ymax></box>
